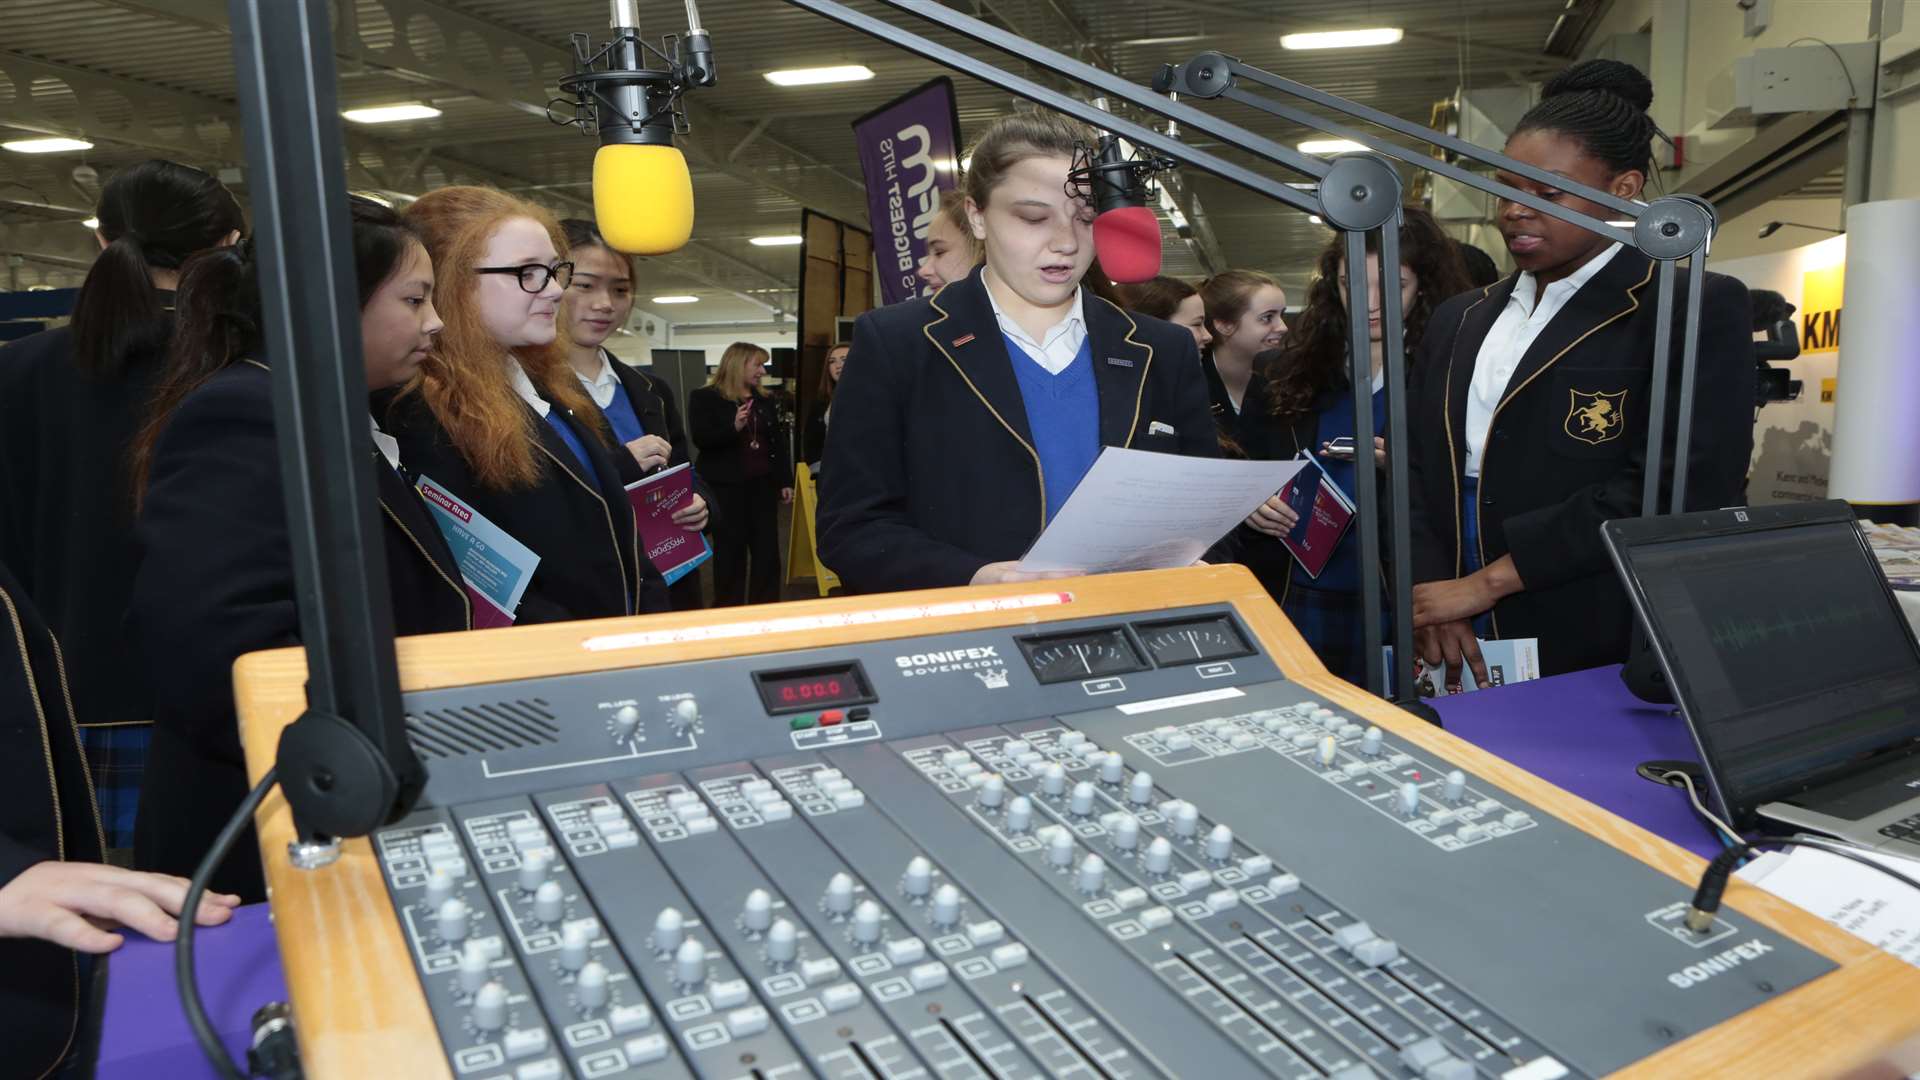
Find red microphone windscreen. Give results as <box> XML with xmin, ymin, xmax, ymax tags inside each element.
<box><xmin>1092</xmin><ymin>205</ymin><xmax>1163</xmax><ymax>284</ymax></box>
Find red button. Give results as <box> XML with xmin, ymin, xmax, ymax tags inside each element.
<box><xmin>819</xmin><ymin>710</ymin><xmax>845</xmax><ymax>726</ymax></box>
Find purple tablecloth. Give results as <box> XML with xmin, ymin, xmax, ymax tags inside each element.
<box><xmin>1431</xmin><ymin>663</ymin><xmax>1720</xmax><ymax>859</ymax></box>
<box><xmin>95</xmin><ymin>664</ymin><xmax>1713</xmax><ymax>1077</ymax></box>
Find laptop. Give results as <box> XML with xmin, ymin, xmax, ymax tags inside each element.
<box><xmin>1603</xmin><ymin>500</ymin><xmax>1920</xmax><ymax>854</ymax></box>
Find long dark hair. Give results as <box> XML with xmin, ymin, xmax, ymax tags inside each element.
<box><xmin>131</xmin><ymin>196</ymin><xmax>419</xmax><ymax>504</ymax></box>
<box><xmin>1265</xmin><ymin>208</ymin><xmax>1472</xmax><ymax>423</ymax></box>
<box><xmin>1121</xmin><ymin>275</ymin><xmax>1198</xmax><ymax>321</ymax></box>
<box><xmin>70</xmin><ymin>160</ymin><xmax>244</xmax><ymax>379</ymax></box>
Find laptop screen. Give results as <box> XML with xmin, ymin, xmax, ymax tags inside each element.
<box><xmin>1625</xmin><ymin>519</ymin><xmax>1920</xmax><ymax>816</ymax></box>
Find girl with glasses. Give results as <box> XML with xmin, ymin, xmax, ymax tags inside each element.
<box><xmin>382</xmin><ymin>186</ymin><xmax>665</xmax><ymax>623</ymax></box>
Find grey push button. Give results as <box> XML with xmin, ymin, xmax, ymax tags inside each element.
<box><xmin>1400</xmin><ymin>1036</ymin><xmax>1452</xmax><ymax>1074</ymax></box>
<box><xmin>821</xmin><ymin>982</ymin><xmax>863</xmax><ymax>1013</ymax></box>
<box><xmin>502</xmin><ymin>1027</ymin><xmax>549</xmax><ymax>1060</ymax></box>
<box><xmin>608</xmin><ymin>1002</ymin><xmax>652</xmax><ymax>1034</ymax></box>
<box><xmin>725</xmin><ymin>1006</ymin><xmax>771</xmax><ymax>1038</ymax></box>
<box><xmin>908</xmin><ymin>961</ymin><xmax>950</xmax><ymax>990</ymax></box>
<box><xmin>514</xmin><ymin>1060</ymin><xmax>563</xmax><ymax>1080</ymax></box>
<box><xmin>1330</xmin><ymin>921</ymin><xmax>1377</xmax><ymax>952</ymax></box>
<box><xmin>623</xmin><ymin>1033</ymin><xmax>670</xmax><ymax>1064</ymax></box>
<box><xmin>1426</xmin><ymin>1058</ymin><xmax>1476</xmax><ymax>1080</ymax></box>
<box><xmin>1352</xmin><ymin>937</ymin><xmax>1400</xmax><ymax>966</ymax></box>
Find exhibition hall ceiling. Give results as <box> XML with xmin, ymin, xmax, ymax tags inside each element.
<box><xmin>0</xmin><ymin>0</ymin><xmax>1595</xmax><ymax>324</ymax></box>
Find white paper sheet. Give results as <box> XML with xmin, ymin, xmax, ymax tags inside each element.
<box><xmin>1016</xmin><ymin>448</ymin><xmax>1305</xmax><ymax>574</ymax></box>
<box><xmin>1737</xmin><ymin>843</ymin><xmax>1920</xmax><ymax>968</ymax></box>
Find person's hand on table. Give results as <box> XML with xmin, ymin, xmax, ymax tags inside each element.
<box><xmin>672</xmin><ymin>493</ymin><xmax>709</xmax><ymax>532</ymax></box>
<box><xmin>970</xmin><ymin>562</ymin><xmax>1078</xmax><ymax>586</ymax></box>
<box><xmin>1413</xmin><ymin>557</ymin><xmax>1523</xmax><ymax>628</ymax></box>
<box><xmin>624</xmin><ymin>434</ymin><xmax>673</xmax><ymax>474</ymax></box>
<box><xmin>0</xmin><ymin>861</ymin><xmax>240</xmax><ymax>953</ymax></box>
<box><xmin>1416</xmin><ymin>620</ymin><xmax>1488</xmax><ymax>692</ymax></box>
<box><xmin>1245</xmin><ymin>494</ymin><xmax>1299</xmax><ymax>538</ymax></box>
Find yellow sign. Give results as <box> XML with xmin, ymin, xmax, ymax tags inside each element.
<box><xmin>1800</xmin><ymin>264</ymin><xmax>1844</xmax><ymax>354</ymax></box>
<box><xmin>1821</xmin><ymin>377</ymin><xmax>1836</xmax><ymax>404</ymax></box>
<box><xmin>785</xmin><ymin>463</ymin><xmax>840</xmax><ymax>596</ymax></box>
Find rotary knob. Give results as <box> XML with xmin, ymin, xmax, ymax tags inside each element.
<box><xmin>1040</xmin><ymin>763</ymin><xmax>1068</xmax><ymax>796</ymax></box>
<box><xmin>766</xmin><ymin>918</ymin><xmax>798</xmax><ymax>964</ymax></box>
<box><xmin>977</xmin><ymin>775</ymin><xmax>1007</xmax><ymax>808</ymax></box>
<box><xmin>1360</xmin><ymin>726</ymin><xmax>1384</xmax><ymax>757</ymax></box>
<box><xmin>612</xmin><ymin>704</ymin><xmax>642</xmax><ymax>741</ymax></box>
<box><xmin>1005</xmin><ymin>796</ymin><xmax>1034</xmax><ymax>834</ymax></box>
<box><xmin>1046</xmin><ymin>828</ymin><xmax>1076</xmax><ymax>867</ymax></box>
<box><xmin>671</xmin><ymin>698</ymin><xmax>700</xmax><ymax>731</ymax></box>
<box><xmin>1127</xmin><ymin>771</ymin><xmax>1155</xmax><ymax>805</ymax></box>
<box><xmin>1398</xmin><ymin>781</ymin><xmax>1422</xmax><ymax>817</ymax></box>
<box><xmin>1171</xmin><ymin>802</ymin><xmax>1200</xmax><ymax>838</ymax></box>
<box><xmin>1077</xmin><ymin>854</ymin><xmax>1107</xmax><ymax>894</ymax></box>
<box><xmin>1069</xmin><ymin>781</ymin><xmax>1097</xmax><ymax>817</ymax></box>
<box><xmin>652</xmin><ymin>907</ymin><xmax>685</xmax><ymax>953</ymax></box>
<box><xmin>471</xmin><ymin>981</ymin><xmax>507</xmax><ymax>1031</ymax></box>
<box><xmin>852</xmin><ymin>900</ymin><xmax>883</xmax><ymax>944</ymax></box>
<box><xmin>423</xmin><ymin>866</ymin><xmax>455</xmax><ymax>910</ymax></box>
<box><xmin>1205</xmin><ymin>824</ymin><xmax>1234</xmax><ymax>862</ymax></box>
<box><xmin>519</xmin><ymin>848</ymin><xmax>552</xmax><ymax>893</ymax></box>
<box><xmin>1111</xmin><ymin>814</ymin><xmax>1141</xmax><ymax>851</ymax></box>
<box><xmin>824</xmin><ymin>872</ymin><xmax>856</xmax><ymax>916</ymax></box>
<box><xmin>560</xmin><ymin>920</ymin><xmax>592</xmax><ymax>971</ymax></box>
<box><xmin>576</xmin><ymin>961</ymin><xmax>610</xmax><ymax>1010</ymax></box>
<box><xmin>742</xmin><ymin>889</ymin><xmax>773</xmax><ymax>933</ymax></box>
<box><xmin>903</xmin><ymin>856</ymin><xmax>934</xmax><ymax>898</ymax></box>
<box><xmin>533</xmin><ymin>880</ymin><xmax>565</xmax><ymax>925</ymax></box>
<box><xmin>437</xmin><ymin>898</ymin><xmax>470</xmax><ymax>943</ymax></box>
<box><xmin>458</xmin><ymin>940</ymin><xmax>491</xmax><ymax>994</ymax></box>
<box><xmin>673</xmin><ymin>938</ymin><xmax>707</xmax><ymax>986</ymax></box>
<box><xmin>1443</xmin><ymin>770</ymin><xmax>1468</xmax><ymax>804</ymax></box>
<box><xmin>1099</xmin><ymin>753</ymin><xmax>1126</xmax><ymax>784</ymax></box>
<box><xmin>1144</xmin><ymin>836</ymin><xmax>1173</xmax><ymax>874</ymax></box>
<box><xmin>931</xmin><ymin>884</ymin><xmax>963</xmax><ymax>927</ymax></box>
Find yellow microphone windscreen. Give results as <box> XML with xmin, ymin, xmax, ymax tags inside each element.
<box><xmin>593</xmin><ymin>143</ymin><xmax>695</xmax><ymax>256</ymax></box>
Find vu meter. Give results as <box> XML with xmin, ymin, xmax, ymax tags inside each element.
<box><xmin>1017</xmin><ymin>627</ymin><xmax>1148</xmax><ymax>684</ymax></box>
<box><xmin>1138</xmin><ymin>615</ymin><xmax>1255</xmax><ymax>667</ymax></box>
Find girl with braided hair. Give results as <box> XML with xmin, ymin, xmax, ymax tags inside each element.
<box><xmin>1403</xmin><ymin>59</ymin><xmax>1755</xmax><ymax>682</ymax></box>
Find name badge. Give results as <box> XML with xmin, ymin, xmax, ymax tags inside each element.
<box><xmin>1106</xmin><ymin>356</ymin><xmax>1136</xmax><ymax>368</ymax></box>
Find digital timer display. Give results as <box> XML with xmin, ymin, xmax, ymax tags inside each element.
<box><xmin>752</xmin><ymin>661</ymin><xmax>876</xmax><ymax>715</ymax></box>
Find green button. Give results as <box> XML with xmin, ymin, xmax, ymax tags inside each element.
<box><xmin>789</xmin><ymin>715</ymin><xmax>817</xmax><ymax>730</ymax></box>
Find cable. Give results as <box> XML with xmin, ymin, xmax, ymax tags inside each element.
<box><xmin>1666</xmin><ymin>768</ymin><xmax>1920</xmax><ymax>931</ymax></box>
<box><xmin>1788</xmin><ymin>37</ymin><xmax>1861</xmax><ymax>106</ymax></box>
<box><xmin>177</xmin><ymin>766</ymin><xmax>280</xmax><ymax>1080</ymax></box>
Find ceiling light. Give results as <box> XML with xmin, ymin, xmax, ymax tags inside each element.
<box><xmin>749</xmin><ymin>235</ymin><xmax>803</xmax><ymax>246</ymax></box>
<box><xmin>1299</xmin><ymin>139</ymin><xmax>1366</xmax><ymax>155</ymax></box>
<box><xmin>3</xmin><ymin>137</ymin><xmax>94</xmax><ymax>154</ymax></box>
<box><xmin>1309</xmin><ymin>215</ymin><xmax>1324</xmax><ymax>225</ymax></box>
<box><xmin>81</xmin><ymin>217</ymin><xmax>99</xmax><ymax>229</ymax></box>
<box><xmin>1281</xmin><ymin>28</ymin><xmax>1404</xmax><ymax>50</ymax></box>
<box><xmin>652</xmin><ymin>295</ymin><xmax>700</xmax><ymax>304</ymax></box>
<box><xmin>764</xmin><ymin>65</ymin><xmax>875</xmax><ymax>87</ymax></box>
<box><xmin>341</xmin><ymin>103</ymin><xmax>442</xmax><ymax>124</ymax></box>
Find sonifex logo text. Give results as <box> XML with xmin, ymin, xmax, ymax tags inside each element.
<box><xmin>1665</xmin><ymin>939</ymin><xmax>1774</xmax><ymax>988</ymax></box>
<box><xmin>895</xmin><ymin>646</ymin><xmax>1003</xmax><ymax>678</ymax></box>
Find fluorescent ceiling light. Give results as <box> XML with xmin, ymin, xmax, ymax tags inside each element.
<box><xmin>3</xmin><ymin>137</ymin><xmax>94</xmax><ymax>154</ymax></box>
<box><xmin>1309</xmin><ymin>215</ymin><xmax>1324</xmax><ymax>225</ymax></box>
<box><xmin>1281</xmin><ymin>28</ymin><xmax>1403</xmax><ymax>50</ymax></box>
<box><xmin>81</xmin><ymin>217</ymin><xmax>99</xmax><ymax>229</ymax></box>
<box><xmin>1116</xmin><ymin>34</ymin><xmax>1207</xmax><ymax>47</ymax></box>
<box><xmin>341</xmin><ymin>103</ymin><xmax>442</xmax><ymax>124</ymax></box>
<box><xmin>749</xmin><ymin>235</ymin><xmax>803</xmax><ymax>247</ymax></box>
<box><xmin>764</xmin><ymin>65</ymin><xmax>874</xmax><ymax>87</ymax></box>
<box><xmin>652</xmin><ymin>295</ymin><xmax>700</xmax><ymax>304</ymax></box>
<box><xmin>1299</xmin><ymin>139</ymin><xmax>1366</xmax><ymax>155</ymax></box>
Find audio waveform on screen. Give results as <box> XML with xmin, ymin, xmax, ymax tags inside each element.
<box><xmin>1708</xmin><ymin>603</ymin><xmax>1877</xmax><ymax>652</ymax></box>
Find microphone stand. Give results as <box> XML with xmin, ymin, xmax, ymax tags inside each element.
<box><xmin>780</xmin><ymin>0</ymin><xmax>1717</xmax><ymax>704</ymax></box>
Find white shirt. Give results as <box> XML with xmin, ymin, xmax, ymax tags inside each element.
<box><xmin>370</xmin><ymin>417</ymin><xmax>401</xmax><ymax>472</ymax></box>
<box><xmin>984</xmin><ymin>275</ymin><xmax>1087</xmax><ymax>376</ymax></box>
<box><xmin>507</xmin><ymin>356</ymin><xmax>551</xmax><ymax>418</ymax></box>
<box><xmin>578</xmin><ymin>348</ymin><xmax>621</xmax><ymax>410</ymax></box>
<box><xmin>1463</xmin><ymin>243</ymin><xmax>1622</xmax><ymax>478</ymax></box>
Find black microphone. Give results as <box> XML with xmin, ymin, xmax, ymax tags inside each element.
<box><xmin>1069</xmin><ymin>135</ymin><xmax>1177</xmax><ymax>283</ymax></box>
<box><xmin>553</xmin><ymin>0</ymin><xmax>716</xmax><ymax>255</ymax></box>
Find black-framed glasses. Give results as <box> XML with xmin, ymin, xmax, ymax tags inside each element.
<box><xmin>475</xmin><ymin>260</ymin><xmax>574</xmax><ymax>293</ymax></box>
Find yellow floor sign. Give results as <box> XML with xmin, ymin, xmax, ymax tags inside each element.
<box><xmin>785</xmin><ymin>464</ymin><xmax>840</xmax><ymax>596</ymax></box>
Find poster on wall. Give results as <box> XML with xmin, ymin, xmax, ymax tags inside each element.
<box><xmin>851</xmin><ymin>76</ymin><xmax>962</xmax><ymax>305</ymax></box>
<box><xmin>1714</xmin><ymin>235</ymin><xmax>1845</xmax><ymax>505</ymax></box>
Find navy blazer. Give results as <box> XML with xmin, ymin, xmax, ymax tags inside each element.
<box><xmin>0</xmin><ymin>558</ymin><xmax>105</xmax><ymax>1077</ymax></box>
<box><xmin>1405</xmin><ymin>249</ymin><xmax>1754</xmax><ymax>674</ymax></box>
<box><xmin>128</xmin><ymin>360</ymin><xmax>470</xmax><ymax>899</ymax></box>
<box><xmin>818</xmin><ymin>267</ymin><xmax>1221</xmax><ymax>593</ymax></box>
<box><xmin>382</xmin><ymin>381</ymin><xmax>661</xmax><ymax>623</ymax></box>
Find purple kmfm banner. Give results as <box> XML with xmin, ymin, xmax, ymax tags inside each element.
<box><xmin>852</xmin><ymin>77</ymin><xmax>962</xmax><ymax>305</ymax></box>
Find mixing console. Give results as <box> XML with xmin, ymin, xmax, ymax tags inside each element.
<box><xmin>345</xmin><ymin>599</ymin><xmax>1840</xmax><ymax>1080</ymax></box>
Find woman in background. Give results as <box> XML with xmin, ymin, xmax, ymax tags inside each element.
<box><xmin>127</xmin><ymin>196</ymin><xmax>468</xmax><ymax>900</ymax></box>
<box><xmin>1239</xmin><ymin>208</ymin><xmax>1472</xmax><ymax>682</ymax></box>
<box><xmin>689</xmin><ymin>343</ymin><xmax>792</xmax><ymax>606</ymax></box>
<box><xmin>383</xmin><ymin>186</ymin><xmax>661</xmax><ymax>622</ymax></box>
<box><xmin>916</xmin><ymin>189</ymin><xmax>983</xmax><ymax>293</ymax></box>
<box><xmin>559</xmin><ymin>218</ymin><xmax>710</xmax><ymax>610</ymax></box>
<box><xmin>1121</xmin><ymin>275</ymin><xmax>1212</xmax><ymax>356</ymax></box>
<box><xmin>803</xmin><ymin>340</ymin><xmax>849</xmax><ymax>473</ymax></box>
<box><xmin>0</xmin><ymin>159</ymin><xmax>244</xmax><ymax>852</ymax></box>
<box><xmin>1199</xmin><ymin>269</ymin><xmax>1288</xmax><ymax>430</ymax></box>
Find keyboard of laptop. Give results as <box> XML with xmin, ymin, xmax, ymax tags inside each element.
<box><xmin>1880</xmin><ymin>812</ymin><xmax>1920</xmax><ymax>845</ymax></box>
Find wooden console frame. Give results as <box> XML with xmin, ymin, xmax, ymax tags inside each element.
<box><xmin>234</xmin><ymin>567</ymin><xmax>1920</xmax><ymax>1078</ymax></box>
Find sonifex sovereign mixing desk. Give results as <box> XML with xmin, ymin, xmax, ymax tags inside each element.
<box><xmin>233</xmin><ymin>568</ymin><xmax>1920</xmax><ymax>1080</ymax></box>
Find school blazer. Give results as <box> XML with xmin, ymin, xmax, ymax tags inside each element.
<box><xmin>128</xmin><ymin>361</ymin><xmax>471</xmax><ymax>899</ymax></box>
<box><xmin>0</xmin><ymin>558</ymin><xmax>106</xmax><ymax>1078</ymax></box>
<box><xmin>1405</xmin><ymin>250</ymin><xmax>1755</xmax><ymax>674</ymax></box>
<box><xmin>817</xmin><ymin>267</ymin><xmax>1221</xmax><ymax>594</ymax></box>
<box><xmin>688</xmin><ymin>385</ymin><xmax>793</xmax><ymax>487</ymax></box>
<box><xmin>603</xmin><ymin>350</ymin><xmax>697</xmax><ymax>471</ymax></box>
<box><xmin>383</xmin><ymin>382</ymin><xmax>659</xmax><ymax>624</ymax></box>
<box><xmin>0</xmin><ymin>318</ymin><xmax>170</xmax><ymax>734</ymax></box>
